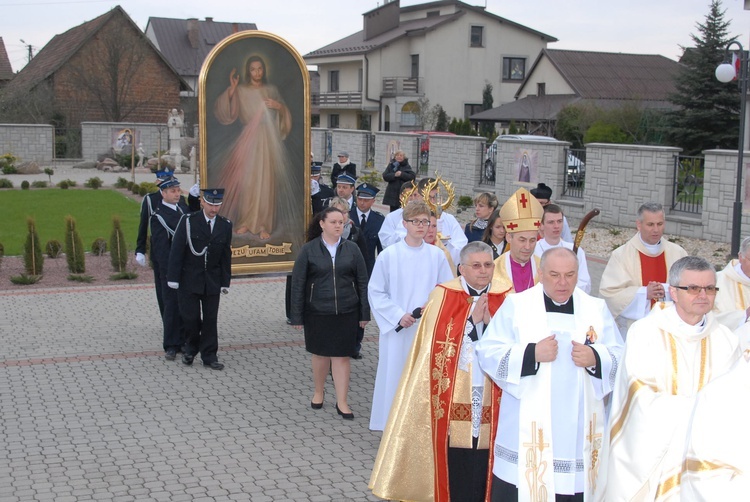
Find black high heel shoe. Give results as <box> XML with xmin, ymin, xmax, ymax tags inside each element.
<box><xmin>335</xmin><ymin>403</ymin><xmax>354</xmax><ymax>420</ymax></box>
<box><xmin>311</xmin><ymin>393</ymin><xmax>324</xmax><ymax>410</ymax></box>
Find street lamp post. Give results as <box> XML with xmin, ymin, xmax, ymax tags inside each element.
<box><xmin>716</xmin><ymin>41</ymin><xmax>749</xmax><ymax>257</ymax></box>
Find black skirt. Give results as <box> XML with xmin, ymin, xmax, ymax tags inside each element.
<box><xmin>304</xmin><ymin>311</ymin><xmax>359</xmax><ymax>357</ymax></box>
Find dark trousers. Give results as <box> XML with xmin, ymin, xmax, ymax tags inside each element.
<box><xmin>285</xmin><ymin>274</ymin><xmax>292</xmax><ymax>319</ymax></box>
<box><xmin>490</xmin><ymin>475</ymin><xmax>583</xmax><ymax>502</ymax></box>
<box><xmin>448</xmin><ymin>437</ymin><xmax>489</xmax><ymax>502</ymax></box>
<box><xmin>152</xmin><ymin>259</ymin><xmax>165</xmax><ymax>318</ymax></box>
<box><xmin>178</xmin><ymin>290</ymin><xmax>220</xmax><ymax>364</ymax></box>
<box><xmin>157</xmin><ymin>266</ymin><xmax>183</xmax><ymax>352</ymax></box>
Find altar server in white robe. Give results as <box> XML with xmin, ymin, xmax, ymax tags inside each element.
<box><xmin>713</xmin><ymin>235</ymin><xmax>750</xmax><ymax>329</ymax></box>
<box><xmin>534</xmin><ymin>204</ymin><xmax>591</xmax><ymax>294</ymax></box>
<box><xmin>681</xmin><ymin>323</ymin><xmax>750</xmax><ymax>501</ymax></box>
<box><xmin>477</xmin><ymin>247</ymin><xmax>623</xmax><ymax>501</ymax></box>
<box><xmin>603</xmin><ymin>256</ymin><xmax>739</xmax><ymax>502</ymax></box>
<box><xmin>368</xmin><ymin>200</ymin><xmax>454</xmax><ymax>431</ymax></box>
<box><xmin>378</xmin><ymin>181</ymin><xmax>422</xmax><ymax>248</ymax></box>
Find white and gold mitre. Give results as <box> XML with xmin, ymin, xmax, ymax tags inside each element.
<box><xmin>500</xmin><ymin>187</ymin><xmax>543</xmax><ymax>233</ymax></box>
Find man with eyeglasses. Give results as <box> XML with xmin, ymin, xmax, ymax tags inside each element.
<box><xmin>371</xmin><ymin>241</ymin><xmax>512</xmax><ymax>501</ymax></box>
<box><xmin>600</xmin><ymin>202</ymin><xmax>687</xmax><ymax>337</ymax></box>
<box><xmin>604</xmin><ymin>256</ymin><xmax>739</xmax><ymax>502</ymax></box>
<box><xmin>477</xmin><ymin>247</ymin><xmax>623</xmax><ymax>502</ymax></box>
<box><xmin>493</xmin><ymin>188</ymin><xmax>544</xmax><ymax>294</ymax></box>
<box><xmin>714</xmin><ymin>235</ymin><xmax>750</xmax><ymax>329</ymax></box>
<box><xmin>368</xmin><ymin>200</ymin><xmax>454</xmax><ymax>431</ymax></box>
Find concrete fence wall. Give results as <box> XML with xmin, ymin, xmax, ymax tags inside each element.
<box><xmin>81</xmin><ymin>122</ymin><xmax>172</xmax><ymax>161</ymax></box>
<box><xmin>0</xmin><ymin>124</ymin><xmax>54</xmax><ymax>163</ymax></box>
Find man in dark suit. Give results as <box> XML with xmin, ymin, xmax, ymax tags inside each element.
<box><xmin>350</xmin><ymin>183</ymin><xmax>384</xmax><ymax>277</ymax></box>
<box><xmin>310</xmin><ymin>163</ymin><xmax>334</xmax><ymax>215</ymax></box>
<box><xmin>167</xmin><ymin>188</ymin><xmax>232</xmax><ymax>370</ymax></box>
<box><xmin>330</xmin><ymin>151</ymin><xmax>356</xmax><ymax>188</ymax></box>
<box><xmin>150</xmin><ymin>175</ymin><xmax>192</xmax><ymax>361</ymax></box>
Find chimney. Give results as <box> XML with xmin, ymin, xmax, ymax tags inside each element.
<box><xmin>232</xmin><ymin>23</ymin><xmax>239</xmax><ymax>34</ymax></box>
<box><xmin>205</xmin><ymin>17</ymin><xmax>213</xmax><ymax>22</ymax></box>
<box><xmin>187</xmin><ymin>18</ymin><xmax>199</xmax><ymax>49</ymax></box>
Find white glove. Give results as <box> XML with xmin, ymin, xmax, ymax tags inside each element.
<box><xmin>189</xmin><ymin>183</ymin><xmax>200</xmax><ymax>197</ymax></box>
<box><xmin>135</xmin><ymin>253</ymin><xmax>146</xmax><ymax>267</ymax></box>
<box><xmin>221</xmin><ymin>287</ymin><xmax>229</xmax><ymax>295</ymax></box>
<box><xmin>311</xmin><ymin>179</ymin><xmax>320</xmax><ymax>196</ymax></box>
<box><xmin>168</xmin><ymin>282</ymin><xmax>179</xmax><ymax>289</ymax></box>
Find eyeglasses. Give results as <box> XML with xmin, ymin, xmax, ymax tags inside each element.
<box><xmin>673</xmin><ymin>285</ymin><xmax>719</xmax><ymax>295</ymax></box>
<box><xmin>406</xmin><ymin>219</ymin><xmax>432</xmax><ymax>227</ymax></box>
<box><xmin>465</xmin><ymin>262</ymin><xmax>494</xmax><ymax>271</ymax></box>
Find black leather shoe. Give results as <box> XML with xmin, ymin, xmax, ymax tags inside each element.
<box><xmin>351</xmin><ymin>352</ymin><xmax>363</xmax><ymax>360</ymax></box>
<box><xmin>182</xmin><ymin>354</ymin><xmax>194</xmax><ymax>365</ymax></box>
<box><xmin>165</xmin><ymin>349</ymin><xmax>176</xmax><ymax>361</ymax></box>
<box><xmin>335</xmin><ymin>403</ymin><xmax>354</xmax><ymax>420</ymax></box>
<box><xmin>203</xmin><ymin>361</ymin><xmax>224</xmax><ymax>370</ymax></box>
<box><xmin>311</xmin><ymin>401</ymin><xmax>323</xmax><ymax>410</ymax></box>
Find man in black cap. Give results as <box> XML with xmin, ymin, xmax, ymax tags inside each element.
<box><xmin>311</xmin><ymin>163</ymin><xmax>334</xmax><ymax>215</ymax></box>
<box><xmin>332</xmin><ymin>174</ymin><xmax>357</xmax><ymax>209</ymax></box>
<box><xmin>168</xmin><ymin>188</ymin><xmax>232</xmax><ymax>370</ymax></box>
<box><xmin>530</xmin><ymin>182</ymin><xmax>572</xmax><ymax>242</ymax></box>
<box><xmin>331</xmin><ymin>151</ymin><xmax>356</xmax><ymax>188</ymax></box>
<box><xmin>351</xmin><ymin>182</ymin><xmax>384</xmax><ymax>277</ymax></box>
<box><xmin>149</xmin><ymin>175</ymin><xmax>191</xmax><ymax>361</ymax></box>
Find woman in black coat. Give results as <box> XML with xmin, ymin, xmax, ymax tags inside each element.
<box><xmin>290</xmin><ymin>207</ymin><xmax>370</xmax><ymax>419</ymax></box>
<box><xmin>381</xmin><ymin>150</ymin><xmax>416</xmax><ymax>212</ymax></box>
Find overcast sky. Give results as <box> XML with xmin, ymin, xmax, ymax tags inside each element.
<box><xmin>2</xmin><ymin>0</ymin><xmax>750</xmax><ymax>73</ymax></box>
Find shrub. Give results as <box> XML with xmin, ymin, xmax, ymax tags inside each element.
<box><xmin>0</xmin><ymin>178</ymin><xmax>13</xmax><ymax>188</ymax></box>
<box><xmin>68</xmin><ymin>274</ymin><xmax>94</xmax><ymax>283</ymax></box>
<box><xmin>0</xmin><ymin>242</ymin><xmax>4</xmax><ymax>268</ymax></box>
<box><xmin>31</xmin><ymin>181</ymin><xmax>48</xmax><ymax>188</ymax></box>
<box><xmin>1</xmin><ymin>165</ymin><xmax>17</xmax><ymax>174</ymax></box>
<box><xmin>57</xmin><ymin>179</ymin><xmax>77</xmax><ymax>187</ymax></box>
<box><xmin>110</xmin><ymin>271</ymin><xmax>138</xmax><ymax>280</ymax></box>
<box><xmin>457</xmin><ymin>195</ymin><xmax>474</xmax><ymax>209</ymax></box>
<box><xmin>24</xmin><ymin>217</ymin><xmax>44</xmax><ymax>275</ymax></box>
<box><xmin>43</xmin><ymin>168</ymin><xmax>54</xmax><ymax>183</ymax></box>
<box><xmin>21</xmin><ymin>180</ymin><xmax>30</xmax><ymax>190</ymax></box>
<box><xmin>64</xmin><ymin>215</ymin><xmax>85</xmax><ymax>274</ymax></box>
<box><xmin>10</xmin><ymin>273</ymin><xmax>42</xmax><ymax>285</ymax></box>
<box><xmin>138</xmin><ymin>186</ymin><xmax>148</xmax><ymax>196</ymax></box>
<box><xmin>139</xmin><ymin>182</ymin><xmax>158</xmax><ymax>194</ymax></box>
<box><xmin>110</xmin><ymin>216</ymin><xmax>128</xmax><ymax>273</ymax></box>
<box><xmin>45</xmin><ymin>239</ymin><xmax>63</xmax><ymax>258</ymax></box>
<box><xmin>0</xmin><ymin>153</ymin><xmax>17</xmax><ymax>174</ymax></box>
<box><xmin>58</xmin><ymin>180</ymin><xmax>70</xmax><ymax>189</ymax></box>
<box><xmin>115</xmin><ymin>177</ymin><xmax>129</xmax><ymax>188</ymax></box>
<box><xmin>91</xmin><ymin>237</ymin><xmax>108</xmax><ymax>256</ymax></box>
<box><xmin>130</xmin><ymin>184</ymin><xmax>139</xmax><ymax>194</ymax></box>
<box><xmin>85</xmin><ymin>177</ymin><xmax>103</xmax><ymax>189</ymax></box>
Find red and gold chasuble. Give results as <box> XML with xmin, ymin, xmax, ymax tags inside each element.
<box><xmin>429</xmin><ymin>286</ymin><xmax>508</xmax><ymax>502</ymax></box>
<box><xmin>639</xmin><ymin>252</ymin><xmax>667</xmax><ymax>308</ymax></box>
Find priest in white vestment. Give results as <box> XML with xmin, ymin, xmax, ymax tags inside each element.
<box><xmin>368</xmin><ymin>200</ymin><xmax>454</xmax><ymax>431</ymax></box>
<box><xmin>681</xmin><ymin>323</ymin><xmax>750</xmax><ymax>501</ymax></box>
<box><xmin>599</xmin><ymin>202</ymin><xmax>687</xmax><ymax>336</ymax></box>
<box><xmin>534</xmin><ymin>204</ymin><xmax>591</xmax><ymax>293</ymax></box>
<box><xmin>713</xmin><ymin>236</ymin><xmax>750</xmax><ymax>329</ymax></box>
<box><xmin>603</xmin><ymin>256</ymin><xmax>739</xmax><ymax>502</ymax></box>
<box><xmin>477</xmin><ymin>247</ymin><xmax>623</xmax><ymax>501</ymax></box>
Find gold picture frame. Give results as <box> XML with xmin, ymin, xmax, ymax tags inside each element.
<box><xmin>198</xmin><ymin>31</ymin><xmax>310</xmax><ymax>275</ymax></box>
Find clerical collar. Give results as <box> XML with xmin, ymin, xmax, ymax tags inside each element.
<box><xmin>162</xmin><ymin>201</ymin><xmax>177</xmax><ymax>210</ymax></box>
<box><xmin>543</xmin><ymin>292</ymin><xmax>574</xmax><ymax>314</ymax></box>
<box><xmin>461</xmin><ymin>276</ymin><xmax>489</xmax><ymax>297</ymax></box>
<box><xmin>638</xmin><ymin>233</ymin><xmax>662</xmax><ymax>255</ymax></box>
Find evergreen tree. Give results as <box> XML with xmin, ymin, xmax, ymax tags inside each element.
<box><xmin>110</xmin><ymin>216</ymin><xmax>128</xmax><ymax>273</ymax></box>
<box><xmin>435</xmin><ymin>106</ymin><xmax>449</xmax><ymax>131</ymax></box>
<box><xmin>24</xmin><ymin>217</ymin><xmax>44</xmax><ymax>275</ymax></box>
<box><xmin>64</xmin><ymin>215</ymin><xmax>85</xmax><ymax>273</ymax></box>
<box><xmin>669</xmin><ymin>0</ymin><xmax>739</xmax><ymax>154</ymax></box>
<box><xmin>480</xmin><ymin>83</ymin><xmax>495</xmax><ymax>138</ymax></box>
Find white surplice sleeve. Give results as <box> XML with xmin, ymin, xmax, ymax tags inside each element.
<box><xmin>367</xmin><ymin>251</ymin><xmax>404</xmax><ymax>332</ymax></box>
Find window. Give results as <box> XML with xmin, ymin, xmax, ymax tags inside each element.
<box><xmin>464</xmin><ymin>103</ymin><xmax>483</xmax><ymax>119</ymax></box>
<box><xmin>411</xmin><ymin>55</ymin><xmax>419</xmax><ymax>78</ymax></box>
<box><xmin>358</xmin><ymin>68</ymin><xmax>363</xmax><ymax>92</ymax></box>
<box><xmin>329</xmin><ymin>70</ymin><xmax>339</xmax><ymax>92</ymax></box>
<box><xmin>537</xmin><ymin>83</ymin><xmax>546</xmax><ymax>96</ymax></box>
<box><xmin>502</xmin><ymin>57</ymin><xmax>526</xmax><ymax>81</ymax></box>
<box><xmin>470</xmin><ymin>26</ymin><xmax>484</xmax><ymax>47</ymax></box>
<box><xmin>329</xmin><ymin>114</ymin><xmax>339</xmax><ymax>129</ymax></box>
<box><xmin>401</xmin><ymin>102</ymin><xmax>420</xmax><ymax>127</ymax></box>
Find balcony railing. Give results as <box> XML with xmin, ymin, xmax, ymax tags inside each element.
<box><xmin>381</xmin><ymin>77</ymin><xmax>424</xmax><ymax>97</ymax></box>
<box><xmin>312</xmin><ymin>92</ymin><xmax>362</xmax><ymax>108</ymax></box>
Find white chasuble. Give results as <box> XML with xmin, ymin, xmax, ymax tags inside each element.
<box><xmin>603</xmin><ymin>305</ymin><xmax>739</xmax><ymax>502</ymax></box>
<box><xmin>714</xmin><ymin>259</ymin><xmax>750</xmax><ymax>329</ymax></box>
<box><xmin>476</xmin><ymin>284</ymin><xmax>623</xmax><ymax>501</ymax></box>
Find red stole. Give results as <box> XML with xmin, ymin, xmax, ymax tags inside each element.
<box><xmin>639</xmin><ymin>252</ymin><xmax>667</xmax><ymax>308</ymax></box>
<box><xmin>430</xmin><ymin>286</ymin><xmax>508</xmax><ymax>502</ymax></box>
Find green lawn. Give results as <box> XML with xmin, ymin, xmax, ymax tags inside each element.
<box><xmin>0</xmin><ymin>189</ymin><xmax>141</xmax><ymax>256</ymax></box>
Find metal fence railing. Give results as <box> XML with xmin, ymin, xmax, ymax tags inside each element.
<box><xmin>562</xmin><ymin>148</ymin><xmax>585</xmax><ymax>199</ymax></box>
<box><xmin>479</xmin><ymin>141</ymin><xmax>496</xmax><ymax>186</ymax></box>
<box><xmin>671</xmin><ymin>155</ymin><xmax>704</xmax><ymax>214</ymax></box>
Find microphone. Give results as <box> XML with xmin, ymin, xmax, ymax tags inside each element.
<box><xmin>395</xmin><ymin>307</ymin><xmax>423</xmax><ymax>332</ymax></box>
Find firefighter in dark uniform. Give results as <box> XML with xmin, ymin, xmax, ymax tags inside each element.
<box><xmin>136</xmin><ymin>170</ymin><xmax>201</xmax><ymax>316</ymax></box>
<box><xmin>167</xmin><ymin>188</ymin><xmax>232</xmax><ymax>370</ymax></box>
<box><xmin>149</xmin><ymin>175</ymin><xmax>191</xmax><ymax>360</ymax></box>
<box><xmin>311</xmin><ymin>163</ymin><xmax>334</xmax><ymax>215</ymax></box>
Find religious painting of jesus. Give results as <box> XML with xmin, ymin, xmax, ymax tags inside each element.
<box><xmin>199</xmin><ymin>31</ymin><xmax>310</xmax><ymax>275</ymax></box>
